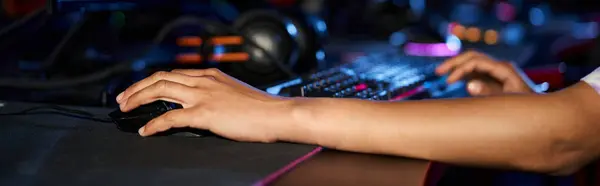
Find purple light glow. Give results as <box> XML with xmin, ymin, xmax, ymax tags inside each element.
<box><xmin>496</xmin><ymin>2</ymin><xmax>516</xmax><ymax>22</ymax></box>
<box><xmin>404</xmin><ymin>42</ymin><xmax>459</xmax><ymax>57</ymax></box>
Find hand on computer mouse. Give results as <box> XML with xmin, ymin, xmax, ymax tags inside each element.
<box><xmin>115</xmin><ymin>68</ymin><xmax>289</xmax><ymax>142</ymax></box>
<box><xmin>435</xmin><ymin>51</ymin><xmax>534</xmax><ymax>96</ymax></box>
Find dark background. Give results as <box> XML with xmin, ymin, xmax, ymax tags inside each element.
<box><xmin>1</xmin><ymin>1</ymin><xmax>600</xmax><ymax>186</ymax></box>
<box><xmin>0</xmin><ymin>0</ymin><xmax>598</xmax><ymax>111</ymax></box>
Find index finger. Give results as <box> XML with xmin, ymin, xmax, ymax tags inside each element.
<box><xmin>121</xmin><ymin>80</ymin><xmax>199</xmax><ymax>112</ymax></box>
<box><xmin>172</xmin><ymin>68</ymin><xmax>222</xmax><ymax>78</ymax></box>
<box><xmin>117</xmin><ymin>71</ymin><xmax>196</xmax><ymax>104</ymax></box>
<box><xmin>436</xmin><ymin>51</ymin><xmax>482</xmax><ymax>75</ymax></box>
<box><xmin>172</xmin><ymin>68</ymin><xmax>241</xmax><ymax>85</ymax></box>
<box><xmin>172</xmin><ymin>68</ymin><xmax>259</xmax><ymax>93</ymax></box>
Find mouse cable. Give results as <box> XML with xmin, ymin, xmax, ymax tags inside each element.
<box><xmin>0</xmin><ymin>7</ymin><xmax>50</xmax><ymax>39</ymax></box>
<box><xmin>0</xmin><ymin>105</ymin><xmax>112</xmax><ymax>123</ymax></box>
<box><xmin>0</xmin><ymin>12</ymin><xmax>169</xmax><ymax>89</ymax></box>
<box><xmin>0</xmin><ymin>15</ymin><xmax>293</xmax><ymax>89</ymax></box>
<box><xmin>39</xmin><ymin>14</ymin><xmax>88</xmax><ymax>70</ymax></box>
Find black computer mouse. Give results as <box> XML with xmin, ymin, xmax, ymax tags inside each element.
<box><xmin>108</xmin><ymin>101</ymin><xmax>212</xmax><ymax>137</ymax></box>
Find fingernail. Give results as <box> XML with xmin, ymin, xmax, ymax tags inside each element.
<box><xmin>116</xmin><ymin>92</ymin><xmax>124</xmax><ymax>102</ymax></box>
<box><xmin>468</xmin><ymin>81</ymin><xmax>482</xmax><ymax>94</ymax></box>
<box><xmin>119</xmin><ymin>102</ymin><xmax>127</xmax><ymax>111</ymax></box>
<box><xmin>138</xmin><ymin>127</ymin><xmax>145</xmax><ymax>136</ymax></box>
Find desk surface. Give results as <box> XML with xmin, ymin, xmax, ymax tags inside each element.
<box><xmin>0</xmin><ymin>101</ymin><xmax>432</xmax><ymax>186</ymax></box>
<box><xmin>271</xmin><ymin>149</ymin><xmax>431</xmax><ymax>186</ymax></box>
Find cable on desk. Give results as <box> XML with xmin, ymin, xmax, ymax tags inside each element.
<box><xmin>11</xmin><ymin>104</ymin><xmax>95</xmax><ymax>116</ymax></box>
<box><xmin>0</xmin><ymin>105</ymin><xmax>112</xmax><ymax>123</ymax></box>
<box><xmin>40</xmin><ymin>14</ymin><xmax>88</xmax><ymax>70</ymax></box>
<box><xmin>0</xmin><ymin>13</ymin><xmax>165</xmax><ymax>89</ymax></box>
<box><xmin>0</xmin><ymin>7</ymin><xmax>49</xmax><ymax>39</ymax></box>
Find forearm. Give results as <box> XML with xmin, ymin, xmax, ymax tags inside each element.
<box><xmin>277</xmin><ymin>83</ymin><xmax>597</xmax><ymax>174</ymax></box>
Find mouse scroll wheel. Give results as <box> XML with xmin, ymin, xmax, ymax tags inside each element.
<box><xmin>167</xmin><ymin>103</ymin><xmax>183</xmax><ymax>110</ymax></box>
<box><xmin>150</xmin><ymin>103</ymin><xmax>166</xmax><ymax>112</ymax></box>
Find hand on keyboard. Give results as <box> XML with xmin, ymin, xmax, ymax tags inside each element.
<box><xmin>435</xmin><ymin>51</ymin><xmax>534</xmax><ymax>96</ymax></box>
<box><xmin>115</xmin><ymin>68</ymin><xmax>287</xmax><ymax>142</ymax></box>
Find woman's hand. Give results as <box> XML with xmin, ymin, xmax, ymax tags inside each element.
<box><xmin>436</xmin><ymin>51</ymin><xmax>534</xmax><ymax>96</ymax></box>
<box><xmin>115</xmin><ymin>68</ymin><xmax>291</xmax><ymax>142</ymax></box>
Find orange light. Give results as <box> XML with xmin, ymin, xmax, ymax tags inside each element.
<box><xmin>466</xmin><ymin>27</ymin><xmax>481</xmax><ymax>42</ymax></box>
<box><xmin>176</xmin><ymin>52</ymin><xmax>250</xmax><ymax>64</ymax></box>
<box><xmin>177</xmin><ymin>36</ymin><xmax>203</xmax><ymax>47</ymax></box>
<box><xmin>211</xmin><ymin>36</ymin><xmax>243</xmax><ymax>45</ymax></box>
<box><xmin>484</xmin><ymin>30</ymin><xmax>499</xmax><ymax>45</ymax></box>
<box><xmin>451</xmin><ymin>24</ymin><xmax>466</xmax><ymax>39</ymax></box>
<box><xmin>177</xmin><ymin>36</ymin><xmax>244</xmax><ymax>47</ymax></box>
<box><xmin>176</xmin><ymin>54</ymin><xmax>203</xmax><ymax>64</ymax></box>
<box><xmin>211</xmin><ymin>52</ymin><xmax>250</xmax><ymax>62</ymax></box>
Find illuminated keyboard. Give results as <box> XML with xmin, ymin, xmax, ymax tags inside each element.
<box><xmin>265</xmin><ymin>52</ymin><xmax>449</xmax><ymax>101</ymax></box>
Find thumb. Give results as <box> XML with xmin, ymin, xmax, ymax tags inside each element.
<box><xmin>467</xmin><ymin>80</ymin><xmax>503</xmax><ymax>96</ymax></box>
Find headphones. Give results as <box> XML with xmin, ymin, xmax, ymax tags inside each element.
<box><xmin>210</xmin><ymin>10</ymin><xmax>327</xmax><ymax>86</ymax></box>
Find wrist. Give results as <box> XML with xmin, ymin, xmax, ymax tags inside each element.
<box><xmin>270</xmin><ymin>97</ymin><xmax>319</xmax><ymax>144</ymax></box>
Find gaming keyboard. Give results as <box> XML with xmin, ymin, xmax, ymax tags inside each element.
<box><xmin>265</xmin><ymin>52</ymin><xmax>449</xmax><ymax>101</ymax></box>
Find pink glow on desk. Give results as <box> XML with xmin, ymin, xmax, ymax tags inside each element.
<box><xmin>253</xmin><ymin>147</ymin><xmax>324</xmax><ymax>186</ymax></box>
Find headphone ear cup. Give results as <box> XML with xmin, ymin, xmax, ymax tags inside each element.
<box><xmin>229</xmin><ymin>10</ymin><xmax>299</xmax><ymax>86</ymax></box>
<box><xmin>234</xmin><ymin>10</ymin><xmax>305</xmax><ymax>69</ymax></box>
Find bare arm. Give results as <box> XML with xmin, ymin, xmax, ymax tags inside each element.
<box><xmin>277</xmin><ymin>82</ymin><xmax>600</xmax><ymax>175</ymax></box>
<box><xmin>116</xmin><ymin>52</ymin><xmax>599</xmax><ymax>176</ymax></box>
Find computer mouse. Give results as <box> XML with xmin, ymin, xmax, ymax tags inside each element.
<box><xmin>108</xmin><ymin>101</ymin><xmax>212</xmax><ymax>137</ymax></box>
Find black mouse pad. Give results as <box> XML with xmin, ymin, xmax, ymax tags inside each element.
<box><xmin>0</xmin><ymin>102</ymin><xmax>317</xmax><ymax>186</ymax></box>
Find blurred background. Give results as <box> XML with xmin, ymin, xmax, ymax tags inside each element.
<box><xmin>0</xmin><ymin>0</ymin><xmax>599</xmax><ymax>107</ymax></box>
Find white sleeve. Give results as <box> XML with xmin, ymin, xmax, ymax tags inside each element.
<box><xmin>581</xmin><ymin>67</ymin><xmax>600</xmax><ymax>93</ymax></box>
